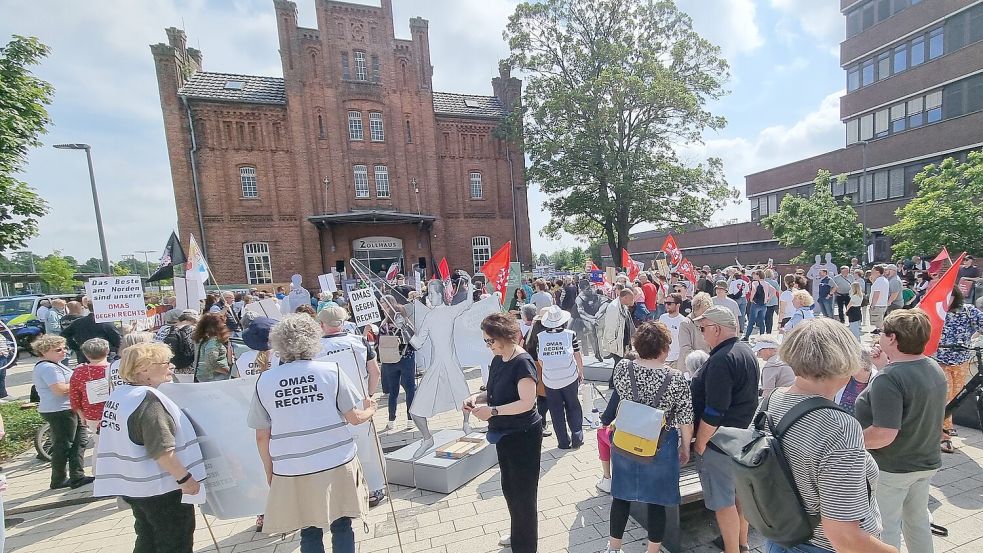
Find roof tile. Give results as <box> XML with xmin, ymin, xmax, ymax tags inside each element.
<box><xmin>178</xmin><ymin>72</ymin><xmax>286</xmax><ymax>105</ymax></box>
<box><xmin>432</xmin><ymin>91</ymin><xmax>507</xmax><ymax>119</ymax></box>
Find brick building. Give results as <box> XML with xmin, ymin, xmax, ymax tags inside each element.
<box><xmin>151</xmin><ymin>0</ymin><xmax>532</xmax><ymax>287</ymax></box>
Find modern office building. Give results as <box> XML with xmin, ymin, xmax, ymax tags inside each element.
<box><xmin>151</xmin><ymin>0</ymin><xmax>532</xmax><ymax>287</ymax></box>
<box><xmin>606</xmin><ymin>0</ymin><xmax>983</xmax><ymax>268</ymax></box>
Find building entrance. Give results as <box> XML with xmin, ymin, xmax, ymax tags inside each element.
<box><xmin>352</xmin><ymin>236</ymin><xmax>404</xmax><ymax>276</ymax></box>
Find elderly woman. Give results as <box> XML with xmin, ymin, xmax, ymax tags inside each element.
<box><xmin>835</xmin><ymin>344</ymin><xmax>877</xmax><ymax>417</ymax></box>
<box><xmin>32</xmin><ymin>335</ymin><xmax>93</xmax><ymax>489</ymax></box>
<box><xmin>192</xmin><ymin>313</ymin><xmax>232</xmax><ymax>382</ymax></box>
<box><xmin>93</xmin><ymin>342</ymin><xmax>205</xmax><ymax>552</ymax></box>
<box><xmin>604</xmin><ymin>322</ymin><xmax>693</xmax><ymax>553</ymax></box>
<box><xmin>936</xmin><ymin>286</ymin><xmax>983</xmax><ymax>453</ymax></box>
<box><xmin>760</xmin><ymin>319</ymin><xmax>893</xmax><ymax>553</ymax></box>
<box><xmin>249</xmin><ymin>314</ymin><xmax>377</xmax><ymax>553</ymax></box>
<box><xmin>535</xmin><ymin>306</ymin><xmax>585</xmax><ymax>449</ymax></box>
<box><xmin>781</xmin><ymin>290</ymin><xmax>815</xmax><ymax>333</ymax></box>
<box><xmin>69</xmin><ymin>338</ymin><xmax>112</xmax><ymax>468</ymax></box>
<box><xmin>108</xmin><ymin>332</ymin><xmax>155</xmax><ymax>391</ymax></box>
<box><xmin>464</xmin><ymin>313</ymin><xmax>541</xmax><ymax>552</ymax></box>
<box><xmin>754</xmin><ymin>335</ymin><xmax>794</xmax><ymax>399</ymax></box>
<box><xmin>675</xmin><ymin>292</ymin><xmax>711</xmax><ymax>377</ymax></box>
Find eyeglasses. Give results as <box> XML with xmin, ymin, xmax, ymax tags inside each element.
<box><xmin>698</xmin><ymin>324</ymin><xmax>720</xmax><ymax>333</ymax></box>
<box><xmin>483</xmin><ymin>338</ymin><xmax>495</xmax><ymax>346</ymax></box>
<box><xmin>664</xmin><ymin>302</ymin><xmax>677</xmax><ymax>305</ymax></box>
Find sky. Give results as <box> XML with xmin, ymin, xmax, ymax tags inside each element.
<box><xmin>1</xmin><ymin>0</ymin><xmax>847</xmax><ymax>262</ymax></box>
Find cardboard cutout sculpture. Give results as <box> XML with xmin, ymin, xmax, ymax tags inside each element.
<box><xmin>823</xmin><ymin>253</ymin><xmax>838</xmax><ymax>276</ymax></box>
<box><xmin>806</xmin><ymin>254</ymin><xmax>824</xmax><ymax>312</ymax></box>
<box><xmin>286</xmin><ymin>274</ymin><xmax>311</xmax><ymax>314</ymax></box>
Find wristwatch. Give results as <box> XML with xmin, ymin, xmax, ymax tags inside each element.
<box><xmin>490</xmin><ymin>407</ymin><xmax>499</xmax><ymax>417</ymax></box>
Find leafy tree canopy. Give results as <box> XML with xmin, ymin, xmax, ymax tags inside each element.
<box><xmin>761</xmin><ymin>170</ymin><xmax>865</xmax><ymax>266</ymax></box>
<box><xmin>0</xmin><ymin>36</ymin><xmax>53</xmax><ymax>252</ymax></box>
<box><xmin>503</xmin><ymin>0</ymin><xmax>737</xmax><ymax>261</ymax></box>
<box><xmin>885</xmin><ymin>151</ymin><xmax>983</xmax><ymax>258</ymax></box>
<box><xmin>37</xmin><ymin>251</ymin><xmax>81</xmax><ymax>293</ymax></box>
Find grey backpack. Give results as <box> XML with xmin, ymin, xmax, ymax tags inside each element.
<box><xmin>708</xmin><ymin>395</ymin><xmax>847</xmax><ymax>547</ymax></box>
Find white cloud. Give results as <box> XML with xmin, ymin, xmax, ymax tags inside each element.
<box><xmin>678</xmin><ymin>0</ymin><xmax>764</xmax><ymax>59</ymax></box>
<box><xmin>770</xmin><ymin>0</ymin><xmax>844</xmax><ymax>54</ymax></box>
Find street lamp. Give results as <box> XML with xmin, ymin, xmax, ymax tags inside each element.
<box><xmin>53</xmin><ymin>143</ymin><xmax>111</xmax><ymax>275</ymax></box>
<box><xmin>135</xmin><ymin>250</ymin><xmax>155</xmax><ymax>278</ymax></box>
<box><xmin>860</xmin><ymin>140</ymin><xmax>870</xmax><ymax>264</ymax></box>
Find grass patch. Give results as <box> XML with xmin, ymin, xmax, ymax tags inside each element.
<box><xmin>1</xmin><ymin>402</ymin><xmax>44</xmax><ymax>463</ymax></box>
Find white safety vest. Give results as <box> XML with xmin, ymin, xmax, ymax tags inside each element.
<box><xmin>233</xmin><ymin>349</ymin><xmax>281</xmax><ymax>378</ymax></box>
<box><xmin>255</xmin><ymin>359</ymin><xmax>356</xmax><ymax>477</ymax></box>
<box><xmin>317</xmin><ymin>334</ymin><xmax>369</xmax><ymax>393</ymax></box>
<box><xmin>537</xmin><ymin>329</ymin><xmax>579</xmax><ymax>389</ymax></box>
<box><xmin>106</xmin><ymin>360</ymin><xmax>124</xmax><ymax>392</ymax></box>
<box><xmin>93</xmin><ymin>385</ymin><xmax>207</xmax><ymax>500</ymax></box>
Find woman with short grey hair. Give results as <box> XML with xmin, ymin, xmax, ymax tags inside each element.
<box><xmin>675</xmin><ymin>292</ymin><xmax>711</xmax><ymax>376</ymax></box>
<box><xmin>684</xmin><ymin>350</ymin><xmax>710</xmax><ymax>378</ymax></box>
<box><xmin>757</xmin><ymin>318</ymin><xmax>893</xmax><ymax>553</ymax></box>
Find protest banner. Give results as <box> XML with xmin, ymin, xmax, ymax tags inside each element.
<box><xmin>243</xmin><ymin>298</ymin><xmax>283</xmax><ymax>321</ymax></box>
<box><xmin>87</xmin><ymin>276</ymin><xmax>146</xmax><ymax>323</ymax></box>
<box><xmin>318</xmin><ymin>273</ymin><xmax>337</xmax><ymax>294</ymax></box>
<box><xmin>174</xmin><ymin>276</ymin><xmax>206</xmax><ymax>310</ymax></box>
<box><xmin>134</xmin><ymin>305</ymin><xmax>170</xmax><ymax>332</ymax></box>
<box><xmin>349</xmin><ymin>287</ymin><xmax>381</xmax><ymax>326</ymax></box>
<box><xmin>159</xmin><ymin>379</ymin><xmax>269</xmax><ymax>519</ymax></box>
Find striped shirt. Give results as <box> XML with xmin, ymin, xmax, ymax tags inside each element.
<box><xmin>761</xmin><ymin>389</ymin><xmax>882</xmax><ymax>550</ymax></box>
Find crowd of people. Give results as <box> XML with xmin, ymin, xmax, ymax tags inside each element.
<box><xmin>17</xmin><ymin>253</ymin><xmax>983</xmax><ymax>553</ymax></box>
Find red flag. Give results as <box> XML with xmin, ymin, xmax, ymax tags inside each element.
<box><xmin>622</xmin><ymin>248</ymin><xmax>643</xmax><ymax>282</ymax></box>
<box><xmin>480</xmin><ymin>242</ymin><xmax>512</xmax><ymax>305</ymax></box>
<box><xmin>586</xmin><ymin>259</ymin><xmax>600</xmax><ymax>272</ymax></box>
<box><xmin>677</xmin><ymin>257</ymin><xmax>697</xmax><ymax>285</ymax></box>
<box><xmin>385</xmin><ymin>261</ymin><xmax>400</xmax><ymax>282</ymax></box>
<box><xmin>436</xmin><ymin>257</ymin><xmax>450</xmax><ymax>281</ymax></box>
<box><xmin>927</xmin><ymin>247</ymin><xmax>950</xmax><ymax>276</ymax></box>
<box><xmin>661</xmin><ymin>234</ymin><xmax>682</xmax><ymax>266</ymax></box>
<box><xmin>919</xmin><ymin>252</ymin><xmax>966</xmax><ymax>357</ymax></box>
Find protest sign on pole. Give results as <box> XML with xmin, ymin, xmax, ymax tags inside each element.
<box><xmin>349</xmin><ymin>287</ymin><xmax>381</xmax><ymax>327</ymax></box>
<box><xmin>173</xmin><ymin>277</ymin><xmax>206</xmax><ymax>311</ymax></box>
<box><xmin>317</xmin><ymin>273</ymin><xmax>337</xmax><ymax>294</ymax></box>
<box><xmin>243</xmin><ymin>298</ymin><xmax>283</xmax><ymax>321</ymax></box>
<box><xmin>87</xmin><ymin>276</ymin><xmax>146</xmax><ymax>323</ymax></box>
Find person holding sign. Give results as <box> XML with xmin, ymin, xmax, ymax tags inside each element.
<box><xmin>535</xmin><ymin>306</ymin><xmax>585</xmax><ymax>449</ymax></box>
<box><xmin>93</xmin><ymin>343</ymin><xmax>206</xmax><ymax>553</ymax></box>
<box><xmin>249</xmin><ymin>314</ymin><xmax>377</xmax><ymax>553</ymax></box>
<box><xmin>68</xmin><ymin>339</ymin><xmax>111</xmax><ymax>470</ymax></box>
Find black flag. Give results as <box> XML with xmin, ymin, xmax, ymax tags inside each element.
<box><xmin>146</xmin><ymin>231</ymin><xmax>188</xmax><ymax>282</ymax></box>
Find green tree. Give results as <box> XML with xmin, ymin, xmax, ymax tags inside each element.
<box><xmin>37</xmin><ymin>251</ymin><xmax>81</xmax><ymax>293</ymax></box>
<box><xmin>0</xmin><ymin>36</ymin><xmax>53</xmax><ymax>252</ymax></box>
<box><xmin>503</xmin><ymin>0</ymin><xmax>736</xmax><ymax>261</ymax></box>
<box><xmin>78</xmin><ymin>257</ymin><xmax>104</xmax><ymax>273</ymax></box>
<box><xmin>761</xmin><ymin>170</ymin><xmax>865</xmax><ymax>265</ymax></box>
<box><xmin>885</xmin><ymin>152</ymin><xmax>983</xmax><ymax>257</ymax></box>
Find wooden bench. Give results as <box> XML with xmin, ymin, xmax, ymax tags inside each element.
<box><xmin>628</xmin><ymin>463</ymin><xmax>703</xmax><ymax>553</ymax></box>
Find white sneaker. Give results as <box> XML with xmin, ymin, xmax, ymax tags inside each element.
<box><xmin>384</xmin><ymin>421</ymin><xmax>395</xmax><ymax>432</ymax></box>
<box><xmin>596</xmin><ymin>476</ymin><xmax>611</xmax><ymax>494</ymax></box>
<box><xmin>603</xmin><ymin>544</ymin><xmax>623</xmax><ymax>553</ymax></box>
<box><xmin>498</xmin><ymin>535</ymin><xmax>511</xmax><ymax>546</ymax></box>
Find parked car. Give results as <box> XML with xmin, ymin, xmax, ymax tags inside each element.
<box><xmin>0</xmin><ymin>294</ymin><xmax>77</xmax><ymax>354</ymax></box>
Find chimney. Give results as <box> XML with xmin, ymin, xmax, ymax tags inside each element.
<box><xmin>492</xmin><ymin>61</ymin><xmax>522</xmax><ymax>110</ymax></box>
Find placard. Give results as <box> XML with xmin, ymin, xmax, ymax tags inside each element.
<box><xmin>243</xmin><ymin>298</ymin><xmax>283</xmax><ymax>321</ymax></box>
<box><xmin>85</xmin><ymin>378</ymin><xmax>110</xmax><ymax>404</ymax></box>
<box><xmin>318</xmin><ymin>273</ymin><xmax>337</xmax><ymax>294</ymax></box>
<box><xmin>174</xmin><ymin>277</ymin><xmax>206</xmax><ymax>311</ymax></box>
<box><xmin>88</xmin><ymin>276</ymin><xmax>147</xmax><ymax>323</ymax></box>
<box><xmin>349</xmin><ymin>287</ymin><xmax>381</xmax><ymax>326</ymax></box>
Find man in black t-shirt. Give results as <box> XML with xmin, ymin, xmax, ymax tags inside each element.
<box><xmin>691</xmin><ymin>306</ymin><xmax>759</xmax><ymax>553</ymax></box>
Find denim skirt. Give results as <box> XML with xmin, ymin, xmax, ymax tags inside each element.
<box><xmin>610</xmin><ymin>427</ymin><xmax>681</xmax><ymax>505</ymax></box>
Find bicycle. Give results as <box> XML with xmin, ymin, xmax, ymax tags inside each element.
<box><xmin>34</xmin><ymin>421</ymin><xmax>52</xmax><ymax>462</ymax></box>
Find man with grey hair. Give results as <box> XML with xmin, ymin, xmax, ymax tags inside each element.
<box><xmin>884</xmin><ymin>264</ymin><xmax>904</xmax><ymax>314</ymax></box>
<box><xmin>315</xmin><ymin>305</ymin><xmax>385</xmax><ymax>507</ymax></box>
<box><xmin>575</xmin><ymin>280</ymin><xmax>607</xmax><ymax>362</ymax></box>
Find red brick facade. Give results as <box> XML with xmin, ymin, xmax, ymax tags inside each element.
<box><xmin>151</xmin><ymin>0</ymin><xmax>531</xmax><ymax>287</ymax></box>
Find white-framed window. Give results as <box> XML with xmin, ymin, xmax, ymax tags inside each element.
<box><xmin>374</xmin><ymin>165</ymin><xmax>390</xmax><ymax>198</ymax></box>
<box><xmin>348</xmin><ymin>111</ymin><xmax>363</xmax><ymax>141</ymax></box>
<box><xmin>469</xmin><ymin>171</ymin><xmax>483</xmax><ymax>199</ymax></box>
<box><xmin>353</xmin><ymin>51</ymin><xmax>367</xmax><ymax>81</ymax></box>
<box><xmin>472</xmin><ymin>236</ymin><xmax>491</xmax><ymax>275</ymax></box>
<box><xmin>240</xmin><ymin>166</ymin><xmax>258</xmax><ymax>198</ymax></box>
<box><xmin>369</xmin><ymin>112</ymin><xmax>385</xmax><ymax>142</ymax></box>
<box><xmin>353</xmin><ymin>165</ymin><xmax>369</xmax><ymax>198</ymax></box>
<box><xmin>243</xmin><ymin>242</ymin><xmax>273</xmax><ymax>284</ymax></box>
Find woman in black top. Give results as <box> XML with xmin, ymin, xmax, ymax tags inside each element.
<box><xmin>464</xmin><ymin>313</ymin><xmax>542</xmax><ymax>553</ymax></box>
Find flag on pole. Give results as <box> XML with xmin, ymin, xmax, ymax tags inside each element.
<box><xmin>677</xmin><ymin>257</ymin><xmax>698</xmax><ymax>285</ymax></box>
<box><xmin>146</xmin><ymin>231</ymin><xmax>187</xmax><ymax>282</ymax></box>
<box><xmin>480</xmin><ymin>242</ymin><xmax>512</xmax><ymax>305</ymax></box>
<box><xmin>185</xmin><ymin>235</ymin><xmax>210</xmax><ymax>284</ymax></box>
<box><xmin>661</xmin><ymin>234</ymin><xmax>682</xmax><ymax>266</ymax></box>
<box><xmin>385</xmin><ymin>261</ymin><xmax>401</xmax><ymax>282</ymax></box>
<box><xmin>927</xmin><ymin>247</ymin><xmax>951</xmax><ymax>276</ymax></box>
<box><xmin>436</xmin><ymin>257</ymin><xmax>450</xmax><ymax>281</ymax></box>
<box><xmin>621</xmin><ymin>249</ymin><xmax>643</xmax><ymax>282</ymax></box>
<box><xmin>919</xmin><ymin>252</ymin><xmax>966</xmax><ymax>357</ymax></box>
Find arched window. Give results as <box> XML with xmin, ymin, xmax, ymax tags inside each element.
<box><xmin>240</xmin><ymin>166</ymin><xmax>258</xmax><ymax>198</ymax></box>
<box><xmin>469</xmin><ymin>171</ymin><xmax>482</xmax><ymax>199</ymax></box>
<box><xmin>472</xmin><ymin>236</ymin><xmax>491</xmax><ymax>275</ymax></box>
<box><xmin>243</xmin><ymin>242</ymin><xmax>273</xmax><ymax>284</ymax></box>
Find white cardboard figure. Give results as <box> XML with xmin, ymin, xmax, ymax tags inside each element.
<box><xmin>806</xmin><ymin>254</ymin><xmax>823</xmax><ymax>312</ymax></box>
<box><xmin>286</xmin><ymin>274</ymin><xmax>311</xmax><ymax>314</ymax></box>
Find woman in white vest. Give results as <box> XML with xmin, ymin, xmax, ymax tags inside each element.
<box><xmin>106</xmin><ymin>331</ymin><xmax>155</xmax><ymax>392</ymax></box>
<box><xmin>248</xmin><ymin>314</ymin><xmax>377</xmax><ymax>553</ymax></box>
<box><xmin>536</xmin><ymin>306</ymin><xmax>585</xmax><ymax>449</ymax></box>
<box><xmin>93</xmin><ymin>342</ymin><xmax>206</xmax><ymax>552</ymax></box>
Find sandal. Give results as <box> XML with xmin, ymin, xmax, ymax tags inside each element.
<box><xmin>255</xmin><ymin>514</ymin><xmax>264</xmax><ymax>532</ymax></box>
<box><xmin>941</xmin><ymin>440</ymin><xmax>955</xmax><ymax>454</ymax></box>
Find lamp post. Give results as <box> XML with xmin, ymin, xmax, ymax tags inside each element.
<box><xmin>135</xmin><ymin>250</ymin><xmax>155</xmax><ymax>278</ymax></box>
<box><xmin>53</xmin><ymin>143</ymin><xmax>111</xmax><ymax>275</ymax></box>
<box><xmin>860</xmin><ymin>140</ymin><xmax>870</xmax><ymax>264</ymax></box>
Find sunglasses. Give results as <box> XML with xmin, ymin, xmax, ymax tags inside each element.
<box><xmin>483</xmin><ymin>338</ymin><xmax>495</xmax><ymax>345</ymax></box>
<box><xmin>664</xmin><ymin>301</ymin><xmax>677</xmax><ymax>305</ymax></box>
<box><xmin>698</xmin><ymin>324</ymin><xmax>719</xmax><ymax>333</ymax></box>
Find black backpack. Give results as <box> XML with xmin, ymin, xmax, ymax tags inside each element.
<box><xmin>163</xmin><ymin>326</ymin><xmax>195</xmax><ymax>369</ymax></box>
<box><xmin>707</xmin><ymin>395</ymin><xmax>848</xmax><ymax>547</ymax></box>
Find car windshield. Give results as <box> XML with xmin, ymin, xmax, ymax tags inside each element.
<box><xmin>0</xmin><ymin>298</ymin><xmax>37</xmax><ymax>316</ymax></box>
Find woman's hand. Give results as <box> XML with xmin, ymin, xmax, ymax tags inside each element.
<box><xmin>471</xmin><ymin>406</ymin><xmax>492</xmax><ymax>421</ymax></box>
<box><xmin>179</xmin><ymin>476</ymin><xmax>201</xmax><ymax>495</ymax></box>
<box><xmin>870</xmin><ymin>345</ymin><xmax>889</xmax><ymax>369</ymax></box>
<box><xmin>679</xmin><ymin>442</ymin><xmax>691</xmax><ymax>466</ymax></box>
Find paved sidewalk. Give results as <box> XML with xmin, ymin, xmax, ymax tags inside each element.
<box><xmin>5</xmin><ymin>366</ymin><xmax>983</xmax><ymax>552</ymax></box>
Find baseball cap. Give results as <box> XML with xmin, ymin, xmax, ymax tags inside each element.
<box><xmin>242</xmin><ymin>317</ymin><xmax>275</xmax><ymax>351</ymax></box>
<box><xmin>317</xmin><ymin>305</ymin><xmax>350</xmax><ymax>326</ymax></box>
<box><xmin>692</xmin><ymin>306</ymin><xmax>737</xmax><ymax>329</ymax></box>
<box><xmin>752</xmin><ymin>337</ymin><xmax>781</xmax><ymax>352</ymax></box>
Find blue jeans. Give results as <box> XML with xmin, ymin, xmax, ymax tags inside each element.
<box><xmin>632</xmin><ymin>304</ymin><xmax>650</xmax><ymax>325</ymax></box>
<box><xmin>818</xmin><ymin>297</ymin><xmax>834</xmax><ymax>318</ymax></box>
<box><xmin>382</xmin><ymin>351</ymin><xmax>416</xmax><ymax>421</ymax></box>
<box><xmin>743</xmin><ymin>303</ymin><xmax>767</xmax><ymax>340</ymax></box>
<box><xmin>764</xmin><ymin>540</ymin><xmax>833</xmax><ymax>553</ymax></box>
<box><xmin>300</xmin><ymin>518</ymin><xmax>354</xmax><ymax>553</ymax></box>
<box><xmin>735</xmin><ymin>297</ymin><xmax>748</xmax><ymax>333</ymax></box>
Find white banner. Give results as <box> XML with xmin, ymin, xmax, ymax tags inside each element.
<box><xmin>159</xmin><ymin>379</ymin><xmax>269</xmax><ymax>519</ymax></box>
<box><xmin>88</xmin><ymin>276</ymin><xmax>146</xmax><ymax>323</ymax></box>
<box><xmin>349</xmin><ymin>287</ymin><xmax>381</xmax><ymax>327</ymax></box>
<box><xmin>173</xmin><ymin>277</ymin><xmax>206</xmax><ymax>311</ymax></box>
<box><xmin>243</xmin><ymin>298</ymin><xmax>283</xmax><ymax>321</ymax></box>
<box><xmin>232</xmin><ymin>349</ymin><xmax>280</xmax><ymax>378</ymax></box>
